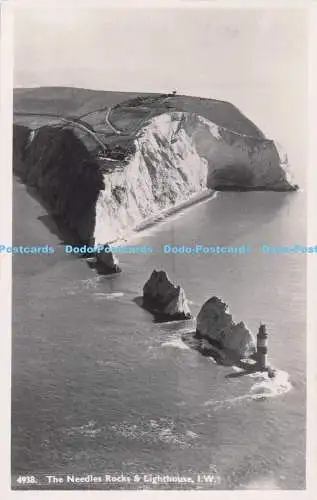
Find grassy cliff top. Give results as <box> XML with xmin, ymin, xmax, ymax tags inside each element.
<box><xmin>13</xmin><ymin>86</ymin><xmax>265</xmax><ymax>139</ymax></box>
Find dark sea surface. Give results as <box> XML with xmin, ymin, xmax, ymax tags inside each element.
<box><xmin>11</xmin><ymin>177</ymin><xmax>306</xmax><ymax>490</ymax></box>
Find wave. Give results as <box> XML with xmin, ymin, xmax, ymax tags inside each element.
<box><xmin>232</xmin><ymin>366</ymin><xmax>245</xmax><ymax>373</ymax></box>
<box><xmin>63</xmin><ymin>276</ymin><xmax>124</xmax><ymax>296</ymax></box>
<box><xmin>161</xmin><ymin>335</ymin><xmax>191</xmax><ymax>350</ymax></box>
<box><xmin>248</xmin><ymin>369</ymin><xmax>292</xmax><ymax>399</ymax></box>
<box><xmin>80</xmin><ymin>276</ymin><xmax>110</xmax><ymax>289</ymax></box>
<box><xmin>110</xmin><ymin>417</ymin><xmax>199</xmax><ymax>448</ymax></box>
<box><xmin>93</xmin><ymin>292</ymin><xmax>124</xmax><ymax>300</ymax></box>
<box><xmin>63</xmin><ymin>276</ymin><xmax>104</xmax><ymax>292</ymax></box>
<box><xmin>206</xmin><ymin>356</ymin><xmax>218</xmax><ymax>364</ymax></box>
<box><xmin>204</xmin><ymin>369</ymin><xmax>292</xmax><ymax>409</ymax></box>
<box><xmin>66</xmin><ymin>420</ymin><xmax>101</xmax><ymax>438</ymax></box>
<box><xmin>242</xmin><ymin>475</ymin><xmax>281</xmax><ymax>490</ymax></box>
<box><xmin>64</xmin><ymin>415</ymin><xmax>199</xmax><ymax>448</ymax></box>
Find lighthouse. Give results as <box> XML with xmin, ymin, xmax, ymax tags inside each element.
<box><xmin>256</xmin><ymin>323</ymin><xmax>269</xmax><ymax>371</ymax></box>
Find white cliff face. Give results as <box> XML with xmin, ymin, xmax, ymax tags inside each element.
<box><xmin>196</xmin><ymin>296</ymin><xmax>256</xmax><ymax>359</ymax></box>
<box><xmin>273</xmin><ymin>140</ymin><xmax>295</xmax><ymax>186</ymax></box>
<box><xmin>93</xmin><ymin>111</ymin><xmax>295</xmax><ymax>244</ymax></box>
<box><xmin>13</xmin><ymin>106</ymin><xmax>296</xmax><ymax>247</ymax></box>
<box><xmin>93</xmin><ymin>113</ymin><xmax>209</xmax><ymax>244</ymax></box>
<box><xmin>163</xmin><ymin>287</ymin><xmax>192</xmax><ymax>318</ymax></box>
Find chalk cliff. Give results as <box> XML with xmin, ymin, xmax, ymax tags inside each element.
<box><xmin>13</xmin><ymin>89</ymin><xmax>297</xmax><ymax>244</ymax></box>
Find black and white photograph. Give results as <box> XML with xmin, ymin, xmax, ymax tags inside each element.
<box><xmin>6</xmin><ymin>0</ymin><xmax>309</xmax><ymax>491</ymax></box>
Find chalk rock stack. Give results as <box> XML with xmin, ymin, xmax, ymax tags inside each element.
<box><xmin>95</xmin><ymin>244</ymin><xmax>121</xmax><ymax>274</ymax></box>
<box><xmin>143</xmin><ymin>270</ymin><xmax>192</xmax><ymax>320</ymax></box>
<box><xmin>196</xmin><ymin>296</ymin><xmax>256</xmax><ymax>359</ymax></box>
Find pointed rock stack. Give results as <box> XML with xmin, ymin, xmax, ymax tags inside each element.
<box><xmin>95</xmin><ymin>244</ymin><xmax>121</xmax><ymax>274</ymax></box>
<box><xmin>143</xmin><ymin>270</ymin><xmax>192</xmax><ymax>320</ymax></box>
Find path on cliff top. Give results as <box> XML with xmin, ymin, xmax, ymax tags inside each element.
<box><xmin>76</xmin><ymin>105</ymin><xmax>124</xmax><ymax>136</ymax></box>
<box><xmin>104</xmin><ymin>107</ymin><xmax>123</xmax><ymax>135</ymax></box>
<box><xmin>14</xmin><ymin>106</ymin><xmax>127</xmax><ymax>141</ymax></box>
<box><xmin>79</xmin><ymin>94</ymin><xmax>172</xmax><ymax>137</ymax></box>
<box><xmin>14</xmin><ymin>111</ymin><xmax>110</xmax><ymax>152</ymax></box>
<box><xmin>104</xmin><ymin>95</ymin><xmax>172</xmax><ymax>136</ymax></box>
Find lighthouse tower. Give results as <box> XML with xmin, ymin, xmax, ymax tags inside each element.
<box><xmin>257</xmin><ymin>323</ymin><xmax>269</xmax><ymax>371</ymax></box>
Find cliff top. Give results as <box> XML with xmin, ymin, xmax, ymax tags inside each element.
<box><xmin>13</xmin><ymin>86</ymin><xmax>265</xmax><ymax>139</ymax></box>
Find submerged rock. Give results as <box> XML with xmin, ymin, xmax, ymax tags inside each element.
<box><xmin>95</xmin><ymin>244</ymin><xmax>121</xmax><ymax>274</ymax></box>
<box><xmin>143</xmin><ymin>270</ymin><xmax>192</xmax><ymax>320</ymax></box>
<box><xmin>196</xmin><ymin>296</ymin><xmax>256</xmax><ymax>360</ymax></box>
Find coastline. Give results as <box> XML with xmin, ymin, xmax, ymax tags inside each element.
<box><xmin>135</xmin><ymin>188</ymin><xmax>216</xmax><ymax>232</ymax></box>
<box><xmin>109</xmin><ymin>188</ymin><xmax>216</xmax><ymax>246</ymax></box>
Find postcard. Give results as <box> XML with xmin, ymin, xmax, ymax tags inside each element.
<box><xmin>0</xmin><ymin>0</ymin><xmax>315</xmax><ymax>496</ymax></box>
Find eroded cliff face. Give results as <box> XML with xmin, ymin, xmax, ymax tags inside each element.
<box><xmin>94</xmin><ymin>111</ymin><xmax>295</xmax><ymax>243</ymax></box>
<box><xmin>93</xmin><ymin>113</ymin><xmax>210</xmax><ymax>243</ymax></box>
<box><xmin>13</xmin><ymin>109</ymin><xmax>296</xmax><ymax>245</ymax></box>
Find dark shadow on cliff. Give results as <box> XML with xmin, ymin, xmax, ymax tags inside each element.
<box><xmin>208</xmin><ymin>160</ymin><xmax>298</xmax><ymax>192</ymax></box>
<box><xmin>13</xmin><ymin>124</ymin><xmax>105</xmax><ymax>252</ymax></box>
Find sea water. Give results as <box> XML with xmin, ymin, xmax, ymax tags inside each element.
<box><xmin>11</xmin><ymin>176</ymin><xmax>306</xmax><ymax>489</ymax></box>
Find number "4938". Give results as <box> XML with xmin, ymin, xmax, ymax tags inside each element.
<box><xmin>16</xmin><ymin>476</ymin><xmax>37</xmax><ymax>485</ymax></box>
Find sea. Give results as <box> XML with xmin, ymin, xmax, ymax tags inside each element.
<box><xmin>11</xmin><ymin>159</ymin><xmax>306</xmax><ymax>489</ymax></box>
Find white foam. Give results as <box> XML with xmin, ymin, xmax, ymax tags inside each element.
<box><xmin>171</xmin><ymin>325</ymin><xmax>196</xmax><ymax>335</ymax></box>
<box><xmin>204</xmin><ymin>369</ymin><xmax>292</xmax><ymax>408</ymax></box>
<box><xmin>93</xmin><ymin>292</ymin><xmax>124</xmax><ymax>300</ymax></box>
<box><xmin>66</xmin><ymin>420</ymin><xmax>101</xmax><ymax>437</ymax></box>
<box><xmin>161</xmin><ymin>336</ymin><xmax>190</xmax><ymax>350</ymax></box>
<box><xmin>204</xmin><ymin>395</ymin><xmax>248</xmax><ymax>408</ymax></box>
<box><xmin>232</xmin><ymin>366</ymin><xmax>244</xmax><ymax>373</ymax></box>
<box><xmin>110</xmin><ymin>417</ymin><xmax>198</xmax><ymax>448</ymax></box>
<box><xmin>80</xmin><ymin>277</ymin><xmax>102</xmax><ymax>289</ymax></box>
<box><xmin>207</xmin><ymin>356</ymin><xmax>217</xmax><ymax>364</ymax></box>
<box><xmin>186</xmin><ymin>430</ymin><xmax>199</xmax><ymax>439</ymax></box>
<box><xmin>249</xmin><ymin>369</ymin><xmax>292</xmax><ymax>399</ymax></box>
<box><xmin>243</xmin><ymin>475</ymin><xmax>281</xmax><ymax>490</ymax></box>
<box><xmin>62</xmin><ymin>278</ymin><xmax>102</xmax><ymax>295</ymax></box>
